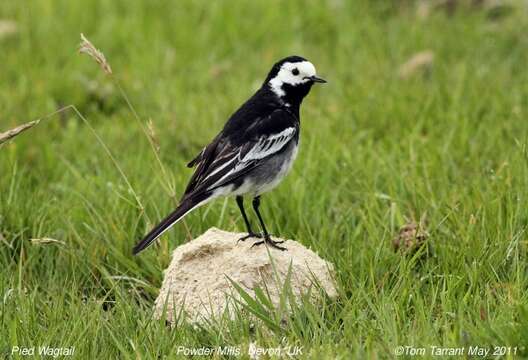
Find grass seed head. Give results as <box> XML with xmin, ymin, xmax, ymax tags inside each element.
<box><xmin>146</xmin><ymin>118</ymin><xmax>161</xmax><ymax>153</ymax></box>
<box><xmin>0</xmin><ymin>119</ymin><xmax>40</xmax><ymax>145</ymax></box>
<box><xmin>79</xmin><ymin>33</ymin><xmax>112</xmax><ymax>75</ymax></box>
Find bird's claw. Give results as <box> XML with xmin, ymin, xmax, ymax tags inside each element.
<box><xmin>238</xmin><ymin>232</ymin><xmax>263</xmax><ymax>243</ymax></box>
<box><xmin>251</xmin><ymin>237</ymin><xmax>287</xmax><ymax>251</ymax></box>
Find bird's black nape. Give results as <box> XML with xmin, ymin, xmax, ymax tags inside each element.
<box><xmin>264</xmin><ymin>55</ymin><xmax>308</xmax><ymax>83</ymax></box>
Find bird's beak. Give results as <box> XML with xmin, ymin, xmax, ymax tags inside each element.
<box><xmin>309</xmin><ymin>75</ymin><xmax>327</xmax><ymax>83</ymax></box>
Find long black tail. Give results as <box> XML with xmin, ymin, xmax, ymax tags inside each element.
<box><xmin>133</xmin><ymin>193</ymin><xmax>210</xmax><ymax>255</ymax></box>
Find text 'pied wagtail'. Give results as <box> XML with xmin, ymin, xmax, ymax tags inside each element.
<box><xmin>133</xmin><ymin>56</ymin><xmax>326</xmax><ymax>254</ymax></box>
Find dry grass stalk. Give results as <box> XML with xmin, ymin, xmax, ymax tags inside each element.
<box><xmin>0</xmin><ymin>20</ymin><xmax>18</xmax><ymax>39</ymax></box>
<box><xmin>0</xmin><ymin>119</ymin><xmax>40</xmax><ymax>145</ymax></box>
<box><xmin>398</xmin><ymin>50</ymin><xmax>434</xmax><ymax>79</ymax></box>
<box><xmin>79</xmin><ymin>33</ymin><xmax>112</xmax><ymax>75</ymax></box>
<box><xmin>30</xmin><ymin>237</ymin><xmax>65</xmax><ymax>245</ymax></box>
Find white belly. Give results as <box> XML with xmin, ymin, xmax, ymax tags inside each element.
<box><xmin>254</xmin><ymin>141</ymin><xmax>299</xmax><ymax>195</ymax></box>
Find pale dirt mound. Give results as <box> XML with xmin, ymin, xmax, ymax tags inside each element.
<box><xmin>154</xmin><ymin>228</ymin><xmax>337</xmax><ymax>323</ymax></box>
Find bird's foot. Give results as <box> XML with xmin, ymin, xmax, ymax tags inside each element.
<box><xmin>238</xmin><ymin>232</ymin><xmax>263</xmax><ymax>243</ymax></box>
<box><xmin>251</xmin><ymin>236</ymin><xmax>287</xmax><ymax>251</ymax></box>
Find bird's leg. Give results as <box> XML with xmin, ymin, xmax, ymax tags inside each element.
<box><xmin>250</xmin><ymin>196</ymin><xmax>287</xmax><ymax>251</ymax></box>
<box><xmin>236</xmin><ymin>196</ymin><xmax>262</xmax><ymax>242</ymax></box>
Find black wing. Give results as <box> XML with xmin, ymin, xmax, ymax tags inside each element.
<box><xmin>133</xmin><ymin>108</ymin><xmax>298</xmax><ymax>255</ymax></box>
<box><xmin>183</xmin><ymin>108</ymin><xmax>298</xmax><ymax>198</ymax></box>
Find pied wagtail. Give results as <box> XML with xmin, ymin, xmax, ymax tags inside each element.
<box><xmin>133</xmin><ymin>56</ymin><xmax>326</xmax><ymax>254</ymax></box>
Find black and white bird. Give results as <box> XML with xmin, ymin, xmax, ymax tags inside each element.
<box><xmin>133</xmin><ymin>56</ymin><xmax>325</xmax><ymax>255</ymax></box>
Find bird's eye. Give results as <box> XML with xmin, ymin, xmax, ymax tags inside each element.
<box><xmin>292</xmin><ymin>68</ymin><xmax>299</xmax><ymax>76</ymax></box>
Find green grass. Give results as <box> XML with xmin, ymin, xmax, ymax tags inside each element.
<box><xmin>2</xmin><ymin>0</ymin><xmax>528</xmax><ymax>358</ymax></box>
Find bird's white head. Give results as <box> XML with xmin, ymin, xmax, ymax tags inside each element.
<box><xmin>266</xmin><ymin>56</ymin><xmax>326</xmax><ymax>98</ymax></box>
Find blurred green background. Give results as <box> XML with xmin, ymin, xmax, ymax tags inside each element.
<box><xmin>2</xmin><ymin>0</ymin><xmax>528</xmax><ymax>358</ymax></box>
